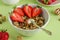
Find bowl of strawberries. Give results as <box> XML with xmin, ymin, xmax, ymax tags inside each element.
<box><xmin>9</xmin><ymin>4</ymin><xmax>50</xmax><ymax>36</ymax></box>
<box><xmin>37</xmin><ymin>0</ymin><xmax>60</xmax><ymax>6</ymax></box>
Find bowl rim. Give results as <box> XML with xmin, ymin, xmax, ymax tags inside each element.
<box><xmin>8</xmin><ymin>4</ymin><xmax>50</xmax><ymax>31</ymax></box>
<box><xmin>2</xmin><ymin>0</ymin><xmax>20</xmax><ymax>5</ymax></box>
<box><xmin>36</xmin><ymin>0</ymin><xmax>60</xmax><ymax>6</ymax></box>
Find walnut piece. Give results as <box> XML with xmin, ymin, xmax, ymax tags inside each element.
<box><xmin>55</xmin><ymin>8</ymin><xmax>60</xmax><ymax>15</ymax></box>
<box><xmin>17</xmin><ymin>36</ymin><xmax>23</xmax><ymax>40</ymax></box>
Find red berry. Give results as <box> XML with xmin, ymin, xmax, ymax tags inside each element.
<box><xmin>0</xmin><ymin>30</ymin><xmax>9</xmax><ymax>40</ymax></box>
<box><xmin>0</xmin><ymin>32</ymin><xmax>3</xmax><ymax>39</ymax></box>
<box><xmin>10</xmin><ymin>13</ymin><xmax>24</xmax><ymax>22</ymax></box>
<box><xmin>13</xmin><ymin>7</ymin><xmax>24</xmax><ymax>16</ymax></box>
<box><xmin>52</xmin><ymin>0</ymin><xmax>56</xmax><ymax>2</ymax></box>
<box><xmin>23</xmin><ymin>5</ymin><xmax>32</xmax><ymax>18</ymax></box>
<box><xmin>1</xmin><ymin>38</ymin><xmax>8</xmax><ymax>40</ymax></box>
<box><xmin>32</xmin><ymin>7</ymin><xmax>42</xmax><ymax>17</ymax></box>
<box><xmin>41</xmin><ymin>0</ymin><xmax>54</xmax><ymax>5</ymax></box>
<box><xmin>2</xmin><ymin>32</ymin><xmax>9</xmax><ymax>39</ymax></box>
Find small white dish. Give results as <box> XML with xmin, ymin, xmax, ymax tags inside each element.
<box><xmin>36</xmin><ymin>0</ymin><xmax>60</xmax><ymax>6</ymax></box>
<box><xmin>8</xmin><ymin>4</ymin><xmax>50</xmax><ymax>36</ymax></box>
<box><xmin>2</xmin><ymin>0</ymin><xmax>19</xmax><ymax>5</ymax></box>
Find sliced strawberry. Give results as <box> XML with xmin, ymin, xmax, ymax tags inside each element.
<box><xmin>10</xmin><ymin>13</ymin><xmax>24</xmax><ymax>22</ymax></box>
<box><xmin>10</xmin><ymin>13</ymin><xmax>19</xmax><ymax>22</ymax></box>
<box><xmin>48</xmin><ymin>0</ymin><xmax>52</xmax><ymax>5</ymax></box>
<box><xmin>41</xmin><ymin>0</ymin><xmax>52</xmax><ymax>5</ymax></box>
<box><xmin>15</xmin><ymin>13</ymin><xmax>24</xmax><ymax>22</ymax></box>
<box><xmin>32</xmin><ymin>7</ymin><xmax>42</xmax><ymax>17</ymax></box>
<box><xmin>41</xmin><ymin>0</ymin><xmax>45</xmax><ymax>4</ymax></box>
<box><xmin>52</xmin><ymin>0</ymin><xmax>56</xmax><ymax>2</ymax></box>
<box><xmin>13</xmin><ymin>7</ymin><xmax>24</xmax><ymax>16</ymax></box>
<box><xmin>23</xmin><ymin>5</ymin><xmax>32</xmax><ymax>18</ymax></box>
<box><xmin>0</xmin><ymin>32</ymin><xmax>3</xmax><ymax>39</ymax></box>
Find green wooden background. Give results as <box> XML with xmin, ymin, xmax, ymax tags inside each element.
<box><xmin>0</xmin><ymin>0</ymin><xmax>60</xmax><ymax>40</ymax></box>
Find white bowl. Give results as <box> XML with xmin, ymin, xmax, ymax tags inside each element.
<box><xmin>36</xmin><ymin>0</ymin><xmax>60</xmax><ymax>6</ymax></box>
<box><xmin>8</xmin><ymin>4</ymin><xmax>50</xmax><ymax>36</ymax></box>
<box><xmin>2</xmin><ymin>0</ymin><xmax>19</xmax><ymax>5</ymax></box>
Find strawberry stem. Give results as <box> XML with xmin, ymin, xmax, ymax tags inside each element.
<box><xmin>36</xmin><ymin>6</ymin><xmax>42</xmax><ymax>8</ymax></box>
<box><xmin>44</xmin><ymin>0</ymin><xmax>48</xmax><ymax>4</ymax></box>
<box><xmin>1</xmin><ymin>29</ymin><xmax>7</xmax><ymax>32</ymax></box>
<box><xmin>23</xmin><ymin>4</ymin><xmax>28</xmax><ymax>7</ymax></box>
<box><xmin>24</xmin><ymin>4</ymin><xmax>28</xmax><ymax>6</ymax></box>
<box><xmin>44</xmin><ymin>0</ymin><xmax>48</xmax><ymax>3</ymax></box>
<box><xmin>9</xmin><ymin>11</ymin><xmax>13</xmax><ymax>15</ymax></box>
<box><xmin>13</xmin><ymin>5</ymin><xmax>17</xmax><ymax>9</ymax></box>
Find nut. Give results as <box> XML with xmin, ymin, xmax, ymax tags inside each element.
<box><xmin>2</xmin><ymin>16</ymin><xmax>6</xmax><ymax>22</ymax></box>
<box><xmin>13</xmin><ymin>22</ymin><xmax>19</xmax><ymax>27</ymax></box>
<box><xmin>39</xmin><ymin>17</ymin><xmax>44</xmax><ymax>21</ymax></box>
<box><xmin>55</xmin><ymin>8</ymin><xmax>60</xmax><ymax>15</ymax></box>
<box><xmin>0</xmin><ymin>17</ymin><xmax>3</xmax><ymax>24</ymax></box>
<box><xmin>58</xmin><ymin>18</ymin><xmax>60</xmax><ymax>21</ymax></box>
<box><xmin>0</xmin><ymin>14</ymin><xmax>2</xmax><ymax>16</ymax></box>
<box><xmin>37</xmin><ymin>20</ymin><xmax>43</xmax><ymax>27</ymax></box>
<box><xmin>17</xmin><ymin>36</ymin><xmax>23</xmax><ymax>40</ymax></box>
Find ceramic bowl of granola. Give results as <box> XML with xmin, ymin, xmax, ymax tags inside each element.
<box><xmin>9</xmin><ymin>4</ymin><xmax>50</xmax><ymax>36</ymax></box>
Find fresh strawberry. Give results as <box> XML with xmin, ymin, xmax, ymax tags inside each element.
<box><xmin>0</xmin><ymin>29</ymin><xmax>9</xmax><ymax>40</ymax></box>
<box><xmin>10</xmin><ymin>13</ymin><xmax>24</xmax><ymax>22</ymax></box>
<box><xmin>48</xmin><ymin>0</ymin><xmax>52</xmax><ymax>5</ymax></box>
<box><xmin>41</xmin><ymin>0</ymin><xmax>53</xmax><ymax>5</ymax></box>
<box><xmin>10</xmin><ymin>13</ymin><xmax>18</xmax><ymax>21</ymax></box>
<box><xmin>13</xmin><ymin>7</ymin><xmax>24</xmax><ymax>16</ymax></box>
<box><xmin>0</xmin><ymin>32</ymin><xmax>3</xmax><ymax>39</ymax></box>
<box><xmin>32</xmin><ymin>6</ymin><xmax>42</xmax><ymax>17</ymax></box>
<box><xmin>23</xmin><ymin>5</ymin><xmax>32</xmax><ymax>18</ymax></box>
<box><xmin>1</xmin><ymin>38</ymin><xmax>8</xmax><ymax>40</ymax></box>
<box><xmin>2</xmin><ymin>32</ymin><xmax>9</xmax><ymax>39</ymax></box>
<box><xmin>40</xmin><ymin>0</ymin><xmax>45</xmax><ymax>4</ymax></box>
<box><xmin>52</xmin><ymin>0</ymin><xmax>56</xmax><ymax>2</ymax></box>
<box><xmin>15</xmin><ymin>13</ymin><xmax>24</xmax><ymax>22</ymax></box>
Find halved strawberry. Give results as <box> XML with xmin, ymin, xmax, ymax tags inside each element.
<box><xmin>10</xmin><ymin>13</ymin><xmax>18</xmax><ymax>21</ymax></box>
<box><xmin>41</xmin><ymin>0</ymin><xmax>53</xmax><ymax>5</ymax></box>
<box><xmin>48</xmin><ymin>0</ymin><xmax>52</xmax><ymax>5</ymax></box>
<box><xmin>32</xmin><ymin>6</ymin><xmax>42</xmax><ymax>17</ymax></box>
<box><xmin>10</xmin><ymin>13</ymin><xmax>24</xmax><ymax>22</ymax></box>
<box><xmin>23</xmin><ymin>5</ymin><xmax>32</xmax><ymax>18</ymax></box>
<box><xmin>40</xmin><ymin>0</ymin><xmax>45</xmax><ymax>4</ymax></box>
<box><xmin>52</xmin><ymin>0</ymin><xmax>56</xmax><ymax>2</ymax></box>
<box><xmin>13</xmin><ymin>7</ymin><xmax>24</xmax><ymax>16</ymax></box>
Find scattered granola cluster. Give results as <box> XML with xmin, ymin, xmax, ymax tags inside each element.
<box><xmin>0</xmin><ymin>14</ymin><xmax>6</xmax><ymax>24</ymax></box>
